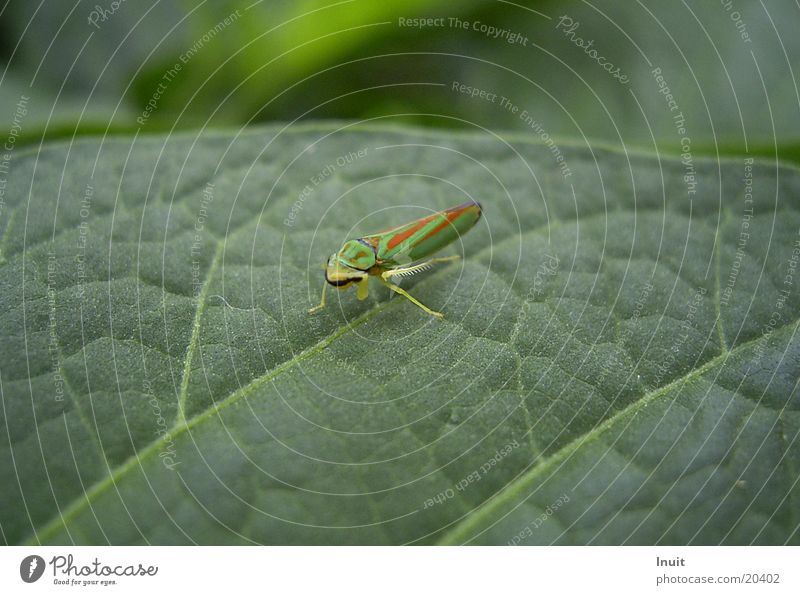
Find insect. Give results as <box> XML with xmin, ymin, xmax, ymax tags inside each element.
<box><xmin>309</xmin><ymin>200</ymin><xmax>483</xmax><ymax>318</ymax></box>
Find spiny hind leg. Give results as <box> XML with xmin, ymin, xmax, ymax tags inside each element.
<box><xmin>378</xmin><ymin>276</ymin><xmax>443</xmax><ymax>318</ymax></box>
<box><xmin>308</xmin><ymin>281</ymin><xmax>328</xmax><ymax>314</ymax></box>
<box><xmin>382</xmin><ymin>255</ymin><xmax>461</xmax><ymax>281</ymax></box>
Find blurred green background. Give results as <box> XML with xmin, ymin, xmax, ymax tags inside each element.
<box><xmin>1</xmin><ymin>0</ymin><xmax>799</xmax><ymax>162</ymax></box>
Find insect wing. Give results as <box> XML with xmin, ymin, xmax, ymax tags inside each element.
<box><xmin>363</xmin><ymin>201</ymin><xmax>482</xmax><ymax>263</ymax></box>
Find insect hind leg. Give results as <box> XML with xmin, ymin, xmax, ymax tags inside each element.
<box><xmin>378</xmin><ymin>276</ymin><xmax>443</xmax><ymax>318</ymax></box>
<box><xmin>382</xmin><ymin>255</ymin><xmax>461</xmax><ymax>281</ymax></box>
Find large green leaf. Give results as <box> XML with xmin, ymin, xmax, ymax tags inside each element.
<box><xmin>0</xmin><ymin>123</ymin><xmax>798</xmax><ymax>545</ymax></box>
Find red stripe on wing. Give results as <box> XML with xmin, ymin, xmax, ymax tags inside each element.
<box><xmin>385</xmin><ymin>214</ymin><xmax>437</xmax><ymax>251</ymax></box>
<box><xmin>417</xmin><ymin>208</ymin><xmax>467</xmax><ymax>244</ymax></box>
<box><xmin>381</xmin><ymin>201</ymin><xmax>482</xmax><ymax>252</ymax></box>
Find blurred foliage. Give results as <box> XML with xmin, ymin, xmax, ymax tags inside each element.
<box><xmin>1</xmin><ymin>0</ymin><xmax>799</xmax><ymax>163</ymax></box>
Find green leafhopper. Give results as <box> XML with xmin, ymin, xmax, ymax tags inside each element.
<box><xmin>309</xmin><ymin>200</ymin><xmax>483</xmax><ymax>318</ymax></box>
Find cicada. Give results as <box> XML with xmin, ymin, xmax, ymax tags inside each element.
<box><xmin>309</xmin><ymin>200</ymin><xmax>483</xmax><ymax>318</ymax></box>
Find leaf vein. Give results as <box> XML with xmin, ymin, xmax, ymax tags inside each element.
<box><xmin>436</xmin><ymin>319</ymin><xmax>800</xmax><ymax>544</ymax></box>
<box><xmin>176</xmin><ymin>240</ymin><xmax>224</xmax><ymax>424</ymax></box>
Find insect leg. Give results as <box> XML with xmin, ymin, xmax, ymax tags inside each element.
<box><xmin>357</xmin><ymin>277</ymin><xmax>370</xmax><ymax>301</ymax></box>
<box><xmin>427</xmin><ymin>254</ymin><xmax>461</xmax><ymax>265</ymax></box>
<box><xmin>383</xmin><ymin>255</ymin><xmax>460</xmax><ymax>280</ymax></box>
<box><xmin>308</xmin><ymin>281</ymin><xmax>328</xmax><ymax>314</ymax></box>
<box><xmin>378</xmin><ymin>276</ymin><xmax>443</xmax><ymax>318</ymax></box>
